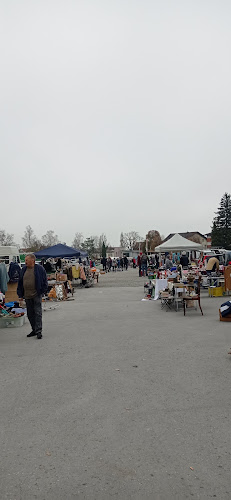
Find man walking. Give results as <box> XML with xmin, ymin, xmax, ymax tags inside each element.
<box><xmin>17</xmin><ymin>253</ymin><xmax>48</xmax><ymax>339</ymax></box>
<box><xmin>137</xmin><ymin>253</ymin><xmax>142</xmax><ymax>276</ymax></box>
<box><xmin>101</xmin><ymin>256</ymin><xmax>107</xmax><ymax>272</ymax></box>
<box><xmin>141</xmin><ymin>252</ymin><xmax>149</xmax><ymax>277</ymax></box>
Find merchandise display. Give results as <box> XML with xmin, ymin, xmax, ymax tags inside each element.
<box><xmin>147</xmin><ymin>252</ymin><xmax>229</xmax><ymax>315</ymax></box>
<box><xmin>0</xmin><ymin>297</ymin><xmax>26</xmax><ymax>328</ymax></box>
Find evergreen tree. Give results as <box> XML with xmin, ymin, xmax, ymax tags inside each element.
<box><xmin>211</xmin><ymin>221</ymin><xmax>220</xmax><ymax>247</ymax></box>
<box><xmin>102</xmin><ymin>241</ymin><xmax>107</xmax><ymax>258</ymax></box>
<box><xmin>211</xmin><ymin>193</ymin><xmax>231</xmax><ymax>248</ymax></box>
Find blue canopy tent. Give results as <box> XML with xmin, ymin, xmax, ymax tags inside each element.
<box><xmin>34</xmin><ymin>243</ymin><xmax>87</xmax><ymax>259</ymax></box>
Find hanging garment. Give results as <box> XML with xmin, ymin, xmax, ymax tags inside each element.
<box><xmin>80</xmin><ymin>266</ymin><xmax>86</xmax><ymax>281</ymax></box>
<box><xmin>72</xmin><ymin>266</ymin><xmax>80</xmax><ymax>279</ymax></box>
<box><xmin>8</xmin><ymin>262</ymin><xmax>21</xmax><ymax>282</ymax></box>
<box><xmin>0</xmin><ymin>263</ymin><xmax>9</xmax><ymax>294</ymax></box>
<box><xmin>67</xmin><ymin>267</ymin><xmax>72</xmax><ymax>280</ymax></box>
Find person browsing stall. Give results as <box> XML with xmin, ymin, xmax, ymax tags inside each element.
<box><xmin>180</xmin><ymin>251</ymin><xmax>189</xmax><ymax>268</ymax></box>
<box><xmin>141</xmin><ymin>252</ymin><xmax>149</xmax><ymax>277</ymax></box>
<box><xmin>165</xmin><ymin>254</ymin><xmax>173</xmax><ymax>270</ymax></box>
<box><xmin>17</xmin><ymin>253</ymin><xmax>48</xmax><ymax>339</ymax></box>
<box><xmin>206</xmin><ymin>256</ymin><xmax>219</xmax><ymax>275</ymax></box>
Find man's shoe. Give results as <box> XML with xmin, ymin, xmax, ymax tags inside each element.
<box><xmin>27</xmin><ymin>331</ymin><xmax>36</xmax><ymax>337</ymax></box>
<box><xmin>37</xmin><ymin>334</ymin><xmax>43</xmax><ymax>339</ymax></box>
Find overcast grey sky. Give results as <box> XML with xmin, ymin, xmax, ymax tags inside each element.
<box><xmin>1</xmin><ymin>0</ymin><xmax>230</xmax><ymax>246</ymax></box>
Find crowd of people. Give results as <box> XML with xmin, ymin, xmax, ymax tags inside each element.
<box><xmin>100</xmin><ymin>256</ymin><xmax>129</xmax><ymax>272</ymax></box>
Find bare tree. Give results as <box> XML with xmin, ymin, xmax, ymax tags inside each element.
<box><xmin>31</xmin><ymin>239</ymin><xmax>43</xmax><ymax>252</ymax></box>
<box><xmin>72</xmin><ymin>232</ymin><xmax>83</xmax><ymax>249</ymax></box>
<box><xmin>123</xmin><ymin>231</ymin><xmax>140</xmax><ymax>249</ymax></box>
<box><xmin>21</xmin><ymin>226</ymin><xmax>42</xmax><ymax>251</ymax></box>
<box><xmin>42</xmin><ymin>230</ymin><xmax>59</xmax><ymax>247</ymax></box>
<box><xmin>0</xmin><ymin>229</ymin><xmax>15</xmax><ymax>246</ymax></box>
<box><xmin>91</xmin><ymin>235</ymin><xmax>100</xmax><ymax>250</ymax></box>
<box><xmin>22</xmin><ymin>225</ymin><xmax>36</xmax><ymax>249</ymax></box>
<box><xmin>98</xmin><ymin>233</ymin><xmax>107</xmax><ymax>251</ymax></box>
<box><xmin>145</xmin><ymin>230</ymin><xmax>162</xmax><ymax>252</ymax></box>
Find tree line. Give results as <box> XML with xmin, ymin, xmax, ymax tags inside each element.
<box><xmin>0</xmin><ymin>225</ymin><xmax>163</xmax><ymax>258</ymax></box>
<box><xmin>0</xmin><ymin>227</ymin><xmax>110</xmax><ymax>255</ymax></box>
<box><xmin>1</xmin><ymin>194</ymin><xmax>230</xmax><ymax>255</ymax></box>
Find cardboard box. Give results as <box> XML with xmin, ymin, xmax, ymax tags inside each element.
<box><xmin>5</xmin><ymin>283</ymin><xmax>18</xmax><ymax>302</ymax></box>
<box><xmin>56</xmin><ymin>274</ymin><xmax>67</xmax><ymax>282</ymax></box>
<box><xmin>219</xmin><ymin>309</ymin><xmax>231</xmax><ymax>322</ymax></box>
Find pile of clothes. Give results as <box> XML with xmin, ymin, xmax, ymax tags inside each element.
<box><xmin>0</xmin><ymin>300</ymin><xmax>26</xmax><ymax>319</ymax></box>
<box><xmin>220</xmin><ymin>300</ymin><xmax>231</xmax><ymax>317</ymax></box>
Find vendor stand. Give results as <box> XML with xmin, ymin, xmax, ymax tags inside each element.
<box><xmin>151</xmin><ymin>236</ymin><xmax>206</xmax><ymax>314</ymax></box>
<box><xmin>35</xmin><ymin>243</ymin><xmax>96</xmax><ymax>292</ymax></box>
<box><xmin>154</xmin><ymin>273</ymin><xmax>202</xmax><ymax>314</ymax></box>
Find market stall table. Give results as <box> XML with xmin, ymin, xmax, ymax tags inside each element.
<box><xmin>172</xmin><ymin>283</ymin><xmax>187</xmax><ymax>310</ymax></box>
<box><xmin>160</xmin><ymin>291</ymin><xmax>174</xmax><ymax>310</ymax></box>
<box><xmin>154</xmin><ymin>279</ymin><xmax>168</xmax><ymax>300</ymax></box>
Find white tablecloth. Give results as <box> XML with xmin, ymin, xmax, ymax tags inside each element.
<box><xmin>154</xmin><ymin>279</ymin><xmax>168</xmax><ymax>300</ymax></box>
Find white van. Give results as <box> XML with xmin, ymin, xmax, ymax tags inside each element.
<box><xmin>0</xmin><ymin>246</ymin><xmax>21</xmax><ymax>270</ymax></box>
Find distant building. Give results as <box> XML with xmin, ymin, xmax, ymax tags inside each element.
<box><xmin>106</xmin><ymin>246</ymin><xmax>124</xmax><ymax>259</ymax></box>
<box><xmin>205</xmin><ymin>233</ymin><xmax>211</xmax><ymax>248</ymax></box>
<box><xmin>106</xmin><ymin>245</ymin><xmax>142</xmax><ymax>259</ymax></box>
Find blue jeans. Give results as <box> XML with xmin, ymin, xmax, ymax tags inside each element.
<box><xmin>142</xmin><ymin>264</ymin><xmax>148</xmax><ymax>276</ymax></box>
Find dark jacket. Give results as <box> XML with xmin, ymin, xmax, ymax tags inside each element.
<box><xmin>180</xmin><ymin>255</ymin><xmax>189</xmax><ymax>267</ymax></box>
<box><xmin>141</xmin><ymin>254</ymin><xmax>148</xmax><ymax>265</ymax></box>
<box><xmin>8</xmin><ymin>262</ymin><xmax>21</xmax><ymax>282</ymax></box>
<box><xmin>17</xmin><ymin>264</ymin><xmax>48</xmax><ymax>298</ymax></box>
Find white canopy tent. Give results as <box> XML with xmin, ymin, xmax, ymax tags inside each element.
<box><xmin>155</xmin><ymin>233</ymin><xmax>203</xmax><ymax>252</ymax></box>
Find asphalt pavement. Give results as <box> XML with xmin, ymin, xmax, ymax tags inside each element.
<box><xmin>1</xmin><ymin>269</ymin><xmax>231</xmax><ymax>499</ymax></box>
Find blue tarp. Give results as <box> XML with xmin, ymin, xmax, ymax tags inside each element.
<box><xmin>34</xmin><ymin>244</ymin><xmax>87</xmax><ymax>259</ymax></box>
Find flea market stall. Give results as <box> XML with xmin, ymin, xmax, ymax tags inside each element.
<box><xmin>35</xmin><ymin>244</ymin><xmax>98</xmax><ymax>297</ymax></box>
<box><xmin>143</xmin><ymin>234</ymin><xmax>231</xmax><ymax>315</ymax></box>
<box><xmin>143</xmin><ymin>234</ymin><xmax>206</xmax><ymax>313</ymax></box>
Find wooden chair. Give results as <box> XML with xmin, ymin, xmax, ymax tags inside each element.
<box><xmin>183</xmin><ymin>277</ymin><xmax>203</xmax><ymax>316</ymax></box>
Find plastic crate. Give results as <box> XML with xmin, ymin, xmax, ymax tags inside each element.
<box><xmin>0</xmin><ymin>315</ymin><xmax>25</xmax><ymax>328</ymax></box>
<box><xmin>208</xmin><ymin>286</ymin><xmax>225</xmax><ymax>297</ymax></box>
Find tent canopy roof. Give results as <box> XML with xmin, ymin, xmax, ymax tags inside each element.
<box><xmin>155</xmin><ymin>233</ymin><xmax>203</xmax><ymax>252</ymax></box>
<box><xmin>34</xmin><ymin>243</ymin><xmax>87</xmax><ymax>259</ymax></box>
